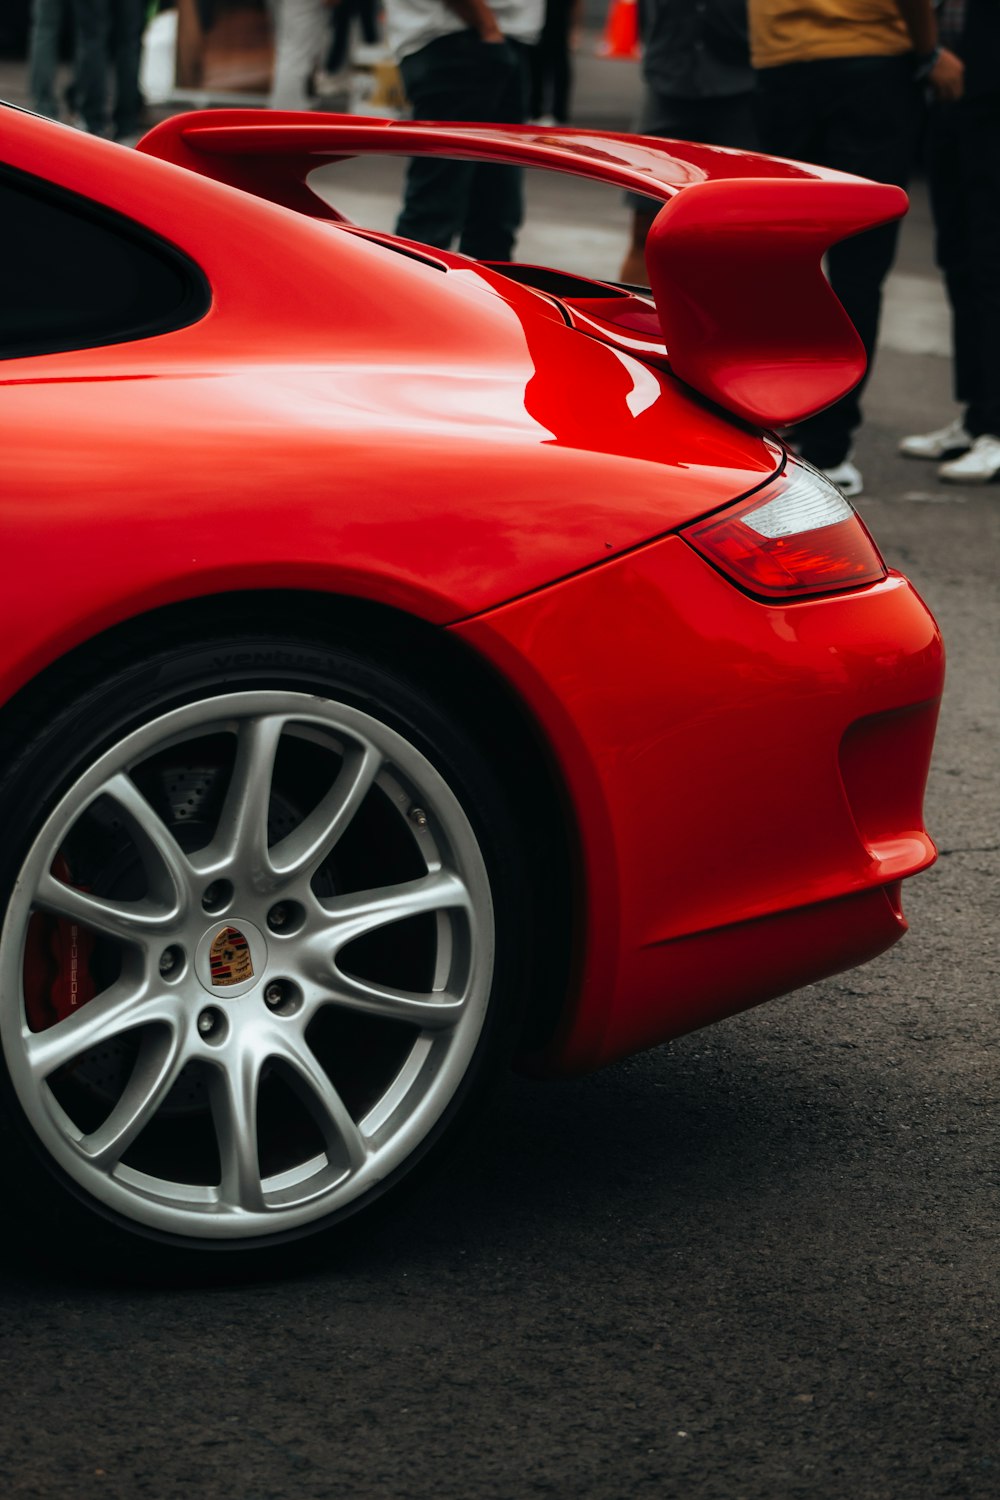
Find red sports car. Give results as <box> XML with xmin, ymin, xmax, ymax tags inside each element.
<box><xmin>0</xmin><ymin>105</ymin><xmax>943</xmax><ymax>1262</ymax></box>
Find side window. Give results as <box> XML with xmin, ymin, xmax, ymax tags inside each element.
<box><xmin>0</xmin><ymin>169</ymin><xmax>210</xmax><ymax>359</ymax></box>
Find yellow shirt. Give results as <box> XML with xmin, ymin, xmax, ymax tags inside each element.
<box><xmin>749</xmin><ymin>0</ymin><xmax>912</xmax><ymax>70</ymax></box>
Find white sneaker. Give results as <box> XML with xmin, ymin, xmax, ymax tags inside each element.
<box><xmin>938</xmin><ymin>433</ymin><xmax>1000</xmax><ymax>484</ymax></box>
<box><xmin>900</xmin><ymin>417</ymin><xmax>972</xmax><ymax>460</ymax></box>
<box><xmin>353</xmin><ymin>43</ymin><xmax>391</xmax><ymax>67</ymax></box>
<box><xmin>314</xmin><ymin>69</ymin><xmax>351</xmax><ymax>99</ymax></box>
<box><xmin>820</xmin><ymin>458</ymin><xmax>863</xmax><ymax>498</ymax></box>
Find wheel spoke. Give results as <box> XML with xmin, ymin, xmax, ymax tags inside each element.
<box><xmin>3</xmin><ymin>683</ymin><xmax>496</xmax><ymax>1241</ymax></box>
<box><xmin>269</xmin><ymin>742</ymin><xmax>382</xmax><ymax>884</ymax></box>
<box><xmin>23</xmin><ymin>980</ymin><xmax>180</xmax><ymax>1081</ymax></box>
<box><xmin>191</xmin><ymin>715</ymin><xmax>284</xmax><ymax>885</ymax></box>
<box><xmin>209</xmin><ymin>1039</ymin><xmax>265</xmax><ymax>1213</ymax></box>
<box><xmin>35</xmin><ymin>874</ymin><xmax>178</xmax><ymax>943</ymax></box>
<box><xmin>101</xmin><ymin>772</ymin><xmax>192</xmax><ymax>911</ymax></box>
<box><xmin>316</xmin><ymin>870</ymin><xmax>472</xmax><ymax>953</ymax></box>
<box><xmin>301</xmin><ymin>870</ymin><xmax>473</xmax><ymax>1029</ymax></box>
<box><xmin>76</xmin><ymin>1025</ymin><xmax>189</xmax><ymax>1171</ymax></box>
<box><xmin>320</xmin><ymin>971</ymin><xmax>467</xmax><ymax>1031</ymax></box>
<box><xmin>267</xmin><ymin>1027</ymin><xmax>368</xmax><ymax>1172</ymax></box>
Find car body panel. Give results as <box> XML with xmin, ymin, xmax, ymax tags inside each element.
<box><xmin>2</xmin><ymin>111</ymin><xmax>787</xmax><ymax>703</ymax></box>
<box><xmin>1</xmin><ymin>106</ymin><xmax>944</xmax><ymax>1083</ymax></box>
<box><xmin>454</xmin><ymin>540</ymin><xmax>943</xmax><ymax>1072</ymax></box>
<box><xmin>1</xmin><ymin>340</ymin><xmax>788</xmax><ymax>704</ymax></box>
<box><xmin>136</xmin><ymin>111</ymin><xmax>908</xmax><ymax>426</ymax></box>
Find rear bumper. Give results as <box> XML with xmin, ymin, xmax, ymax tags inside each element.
<box><xmin>452</xmin><ymin>534</ymin><xmax>944</xmax><ymax>1074</ymax></box>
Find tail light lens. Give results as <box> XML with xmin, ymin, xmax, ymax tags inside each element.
<box><xmin>681</xmin><ymin>460</ymin><xmax>886</xmax><ymax>600</ymax></box>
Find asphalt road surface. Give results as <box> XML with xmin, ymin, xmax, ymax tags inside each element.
<box><xmin>1</xmin><ymin>77</ymin><xmax>998</xmax><ymax>1500</ymax></box>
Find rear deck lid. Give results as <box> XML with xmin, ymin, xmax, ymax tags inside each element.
<box><xmin>138</xmin><ymin>114</ymin><xmax>907</xmax><ymax>427</ymax></box>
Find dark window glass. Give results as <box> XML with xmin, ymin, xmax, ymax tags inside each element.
<box><xmin>0</xmin><ymin>167</ymin><xmax>210</xmax><ymax>358</ymax></box>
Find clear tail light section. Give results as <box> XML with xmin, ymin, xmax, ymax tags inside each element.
<box><xmin>681</xmin><ymin>459</ymin><xmax>886</xmax><ymax>600</ymax></box>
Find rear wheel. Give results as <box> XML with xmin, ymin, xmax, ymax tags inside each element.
<box><xmin>0</xmin><ymin>630</ymin><xmax>528</xmax><ymax>1259</ymax></box>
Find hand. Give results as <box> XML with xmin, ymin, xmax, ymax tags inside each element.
<box><xmin>443</xmin><ymin>0</ymin><xmax>504</xmax><ymax>41</ymax></box>
<box><xmin>929</xmin><ymin>47</ymin><xmax>965</xmax><ymax>101</ymax></box>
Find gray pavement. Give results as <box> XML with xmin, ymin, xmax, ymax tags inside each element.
<box><xmin>1</xmin><ymin>34</ymin><xmax>998</xmax><ymax>1500</ymax></box>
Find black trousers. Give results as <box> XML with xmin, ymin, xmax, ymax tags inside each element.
<box><xmin>755</xmin><ymin>54</ymin><xmax>922</xmax><ymax>467</ymax></box>
<box><xmin>397</xmin><ymin>31</ymin><xmax>530</xmax><ymax>262</ymax></box>
<box><xmin>326</xmin><ymin>0</ymin><xmax>379</xmax><ymax>75</ymax></box>
<box><xmin>925</xmin><ymin>93</ymin><xmax>1000</xmax><ymax>438</ymax></box>
<box><xmin>529</xmin><ymin>0</ymin><xmax>574</xmax><ymax>123</ymax></box>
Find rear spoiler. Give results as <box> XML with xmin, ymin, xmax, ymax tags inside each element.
<box><xmin>138</xmin><ymin>113</ymin><xmax>906</xmax><ymax>428</ymax></box>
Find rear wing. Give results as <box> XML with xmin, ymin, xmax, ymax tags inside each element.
<box><xmin>138</xmin><ymin>114</ymin><xmax>906</xmax><ymax>429</ymax></box>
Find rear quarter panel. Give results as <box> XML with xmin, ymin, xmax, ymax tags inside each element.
<box><xmin>1</xmin><ymin>110</ymin><xmax>781</xmax><ymax>703</ymax></box>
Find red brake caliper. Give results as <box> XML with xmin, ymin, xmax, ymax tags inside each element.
<box><xmin>23</xmin><ymin>859</ymin><xmax>96</xmax><ymax>1032</ymax></box>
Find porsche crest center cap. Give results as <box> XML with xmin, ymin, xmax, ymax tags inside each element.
<box><xmin>209</xmin><ymin>926</ymin><xmax>253</xmax><ymax>987</ymax></box>
<box><xmin>195</xmin><ymin>918</ymin><xmax>267</xmax><ymax>998</ymax></box>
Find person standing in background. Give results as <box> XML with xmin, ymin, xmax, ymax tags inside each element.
<box><xmin>899</xmin><ymin>0</ymin><xmax>1000</xmax><ymax>483</ymax></box>
<box><xmin>387</xmin><ymin>0</ymin><xmax>543</xmax><ymax>261</ymax></box>
<box><xmin>107</xmin><ymin>0</ymin><xmax>146</xmax><ymax>139</ymax></box>
<box><xmin>529</xmin><ymin>0</ymin><xmax>583</xmax><ymax>124</ymax></box>
<box><xmin>619</xmin><ymin>0</ymin><xmax>757</xmax><ymax>287</ymax></box>
<box><xmin>29</xmin><ymin>0</ymin><xmax>108</xmax><ymax>134</ymax></box>
<box><xmin>271</xmin><ymin>0</ymin><xmax>336</xmax><ymax>110</ymax></box>
<box><xmin>28</xmin><ymin>0</ymin><xmax>147</xmax><ymax>139</ymax></box>
<box><xmin>325</xmin><ymin>0</ymin><xmax>382</xmax><ymax>79</ymax></box>
<box><xmin>750</xmin><ymin>0</ymin><xmax>963</xmax><ymax>498</ymax></box>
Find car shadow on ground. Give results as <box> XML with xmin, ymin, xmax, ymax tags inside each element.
<box><xmin>0</xmin><ymin>984</ymin><xmax>938</xmax><ymax>1292</ymax></box>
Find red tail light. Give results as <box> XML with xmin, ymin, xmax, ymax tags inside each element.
<box><xmin>681</xmin><ymin>460</ymin><xmax>886</xmax><ymax>600</ymax></box>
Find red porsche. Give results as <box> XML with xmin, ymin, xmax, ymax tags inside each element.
<box><xmin>0</xmin><ymin>105</ymin><xmax>943</xmax><ymax>1260</ymax></box>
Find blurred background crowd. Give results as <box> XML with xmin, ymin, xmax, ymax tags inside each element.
<box><xmin>2</xmin><ymin>0</ymin><xmax>997</xmax><ymax>491</ymax></box>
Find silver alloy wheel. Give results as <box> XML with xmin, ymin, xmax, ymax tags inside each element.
<box><xmin>1</xmin><ymin>691</ymin><xmax>495</xmax><ymax>1241</ymax></box>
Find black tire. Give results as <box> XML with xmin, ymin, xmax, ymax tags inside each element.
<box><xmin>0</xmin><ymin>627</ymin><xmax>530</xmax><ymax>1270</ymax></box>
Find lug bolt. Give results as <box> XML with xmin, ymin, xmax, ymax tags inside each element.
<box><xmin>197</xmin><ymin>1008</ymin><xmax>219</xmax><ymax>1036</ymax></box>
<box><xmin>267</xmin><ymin>900</ymin><xmax>303</xmax><ymax>935</ymax></box>
<box><xmin>265</xmin><ymin>982</ymin><xmax>286</xmax><ymax>1010</ymax></box>
<box><xmin>202</xmin><ymin>881</ymin><xmax>232</xmax><ymax>913</ymax></box>
<box><xmin>159</xmin><ymin>946</ymin><xmax>181</xmax><ymax>976</ymax></box>
<box><xmin>410</xmin><ymin>807</ymin><xmax>428</xmax><ymax>828</ymax></box>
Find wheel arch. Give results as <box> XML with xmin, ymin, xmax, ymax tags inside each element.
<box><xmin>0</xmin><ymin>588</ymin><xmax>578</xmax><ymax>1053</ymax></box>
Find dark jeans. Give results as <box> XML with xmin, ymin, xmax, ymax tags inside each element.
<box><xmin>28</xmin><ymin>0</ymin><xmax>145</xmax><ymax>137</ymax></box>
<box><xmin>755</xmin><ymin>54</ymin><xmax>922</xmax><ymax>467</ymax></box>
<box><xmin>397</xmin><ymin>31</ymin><xmax>530</xmax><ymax>262</ymax></box>
<box><xmin>326</xmin><ymin>0</ymin><xmax>379</xmax><ymax>75</ymax></box>
<box><xmin>529</xmin><ymin>0</ymin><xmax>574</xmax><ymax>123</ymax></box>
<box><xmin>107</xmin><ymin>0</ymin><xmax>145</xmax><ymax>136</ymax></box>
<box><xmin>925</xmin><ymin>93</ymin><xmax>1000</xmax><ymax>438</ymax></box>
<box><xmin>29</xmin><ymin>0</ymin><xmax>106</xmax><ymax>132</ymax></box>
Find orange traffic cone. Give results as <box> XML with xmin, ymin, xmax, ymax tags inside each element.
<box><xmin>596</xmin><ymin>0</ymin><xmax>641</xmax><ymax>60</ymax></box>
